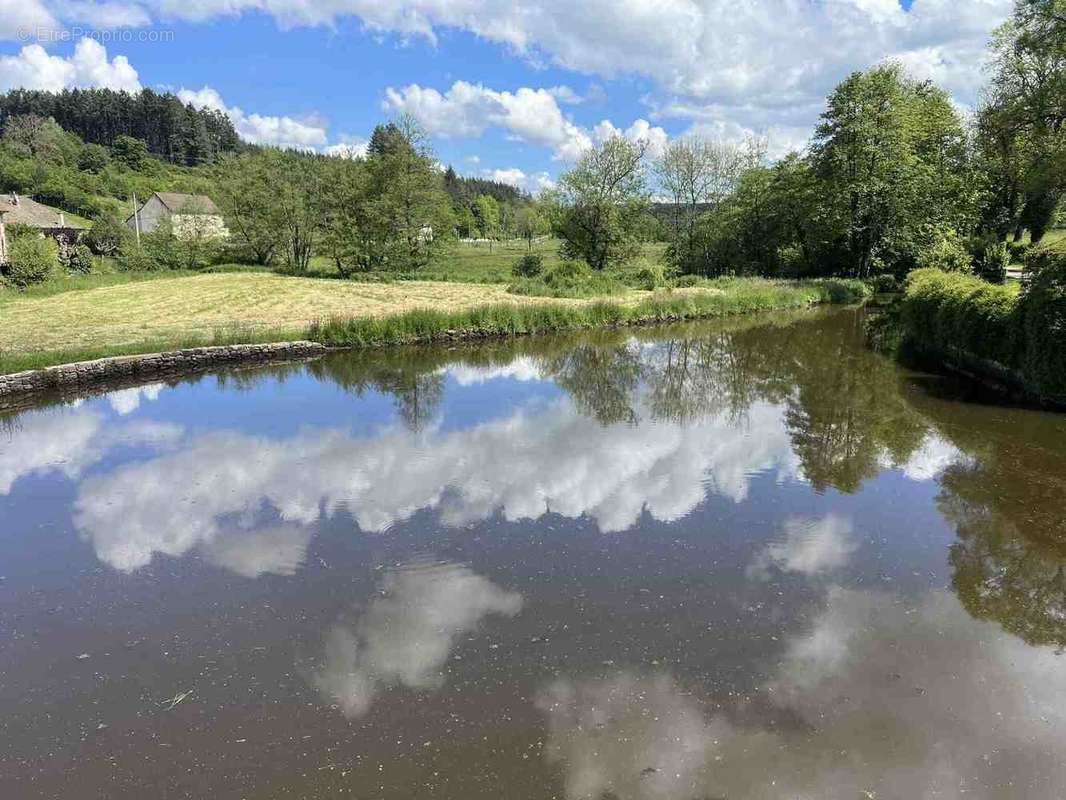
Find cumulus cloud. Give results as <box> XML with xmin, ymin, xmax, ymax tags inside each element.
<box><xmin>72</xmin><ymin>394</ymin><xmax>800</xmax><ymax>571</ymax></box>
<box><xmin>748</xmin><ymin>514</ymin><xmax>857</xmax><ymax>579</ymax></box>
<box><xmin>178</xmin><ymin>85</ymin><xmax>329</xmax><ymax>150</ymax></box>
<box><xmin>447</xmin><ymin>356</ymin><xmax>546</xmax><ymax>386</ymax></box>
<box><xmin>484</xmin><ymin>167</ymin><xmax>555</xmax><ymax>194</ymax></box>
<box><xmin>130</xmin><ymin>1</ymin><xmax>1010</xmax><ymax>150</ymax></box>
<box><xmin>0</xmin><ymin>0</ymin><xmax>57</xmax><ymax>41</ymax></box>
<box><xmin>538</xmin><ymin>586</ymin><xmax>1066</xmax><ymax>799</ymax></box>
<box><xmin>384</xmin><ymin>80</ymin><xmax>668</xmax><ymax>162</ymax></box>
<box><xmin>106</xmin><ymin>382</ymin><xmax>164</xmax><ymax>416</ymax></box>
<box><xmin>893</xmin><ymin>433</ymin><xmax>965</xmax><ymax>481</ymax></box>
<box><xmin>311</xmin><ymin>561</ymin><xmax>522</xmax><ymax>717</ymax></box>
<box><xmin>0</xmin><ymin>408</ymin><xmax>180</xmax><ymax>496</ymax></box>
<box><xmin>0</xmin><ymin>38</ymin><xmax>140</xmax><ymax>92</ymax></box>
<box><xmin>200</xmin><ymin>524</ymin><xmax>314</xmax><ymax>578</ymax></box>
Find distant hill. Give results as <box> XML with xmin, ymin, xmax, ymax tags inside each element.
<box><xmin>0</xmin><ymin>88</ymin><xmax>242</xmax><ymax>166</ymax></box>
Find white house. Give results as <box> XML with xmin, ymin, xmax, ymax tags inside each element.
<box><xmin>127</xmin><ymin>192</ymin><xmax>229</xmax><ymax>241</ymax></box>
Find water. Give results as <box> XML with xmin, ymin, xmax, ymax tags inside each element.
<box><xmin>2</xmin><ymin>308</ymin><xmax>1065</xmax><ymax>799</ymax></box>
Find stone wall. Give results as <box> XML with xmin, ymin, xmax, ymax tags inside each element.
<box><xmin>0</xmin><ymin>341</ymin><xmax>330</xmax><ymax>399</ymax></box>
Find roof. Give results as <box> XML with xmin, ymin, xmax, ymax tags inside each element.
<box><xmin>153</xmin><ymin>192</ymin><xmax>221</xmax><ymax>216</ymax></box>
<box><xmin>0</xmin><ymin>195</ymin><xmax>89</xmax><ymax>229</ymax></box>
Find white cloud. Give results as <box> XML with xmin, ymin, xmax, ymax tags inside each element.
<box><xmin>538</xmin><ymin>586</ymin><xmax>1066</xmax><ymax>799</ymax></box>
<box><xmin>178</xmin><ymin>85</ymin><xmax>329</xmax><ymax>150</ymax></box>
<box><xmin>72</xmin><ymin>393</ymin><xmax>800</xmax><ymax>572</ymax></box>
<box><xmin>311</xmin><ymin>561</ymin><xmax>522</xmax><ymax>717</ymax></box>
<box><xmin>0</xmin><ymin>0</ymin><xmax>57</xmax><ymax>42</ymax></box>
<box><xmin>593</xmin><ymin>118</ymin><xmax>669</xmax><ymax>160</ymax></box>
<box><xmin>54</xmin><ymin>1</ymin><xmax>153</xmax><ymax>29</ymax></box>
<box><xmin>106</xmin><ymin>382</ymin><xmax>164</xmax><ymax>416</ymax></box>
<box><xmin>748</xmin><ymin>514</ymin><xmax>857</xmax><ymax>579</ymax></box>
<box><xmin>0</xmin><ymin>407</ymin><xmax>180</xmax><ymax>496</ymax></box>
<box><xmin>448</xmin><ymin>356</ymin><xmax>546</xmax><ymax>386</ymax></box>
<box><xmin>135</xmin><ymin>0</ymin><xmax>1011</xmax><ymax>151</ymax></box>
<box><xmin>323</xmin><ymin>137</ymin><xmax>369</xmax><ymax>159</ymax></box>
<box><xmin>0</xmin><ymin>38</ymin><xmax>140</xmax><ymax>92</ymax></box>
<box><xmin>200</xmin><ymin>524</ymin><xmax>313</xmax><ymax>578</ymax></box>
<box><xmin>484</xmin><ymin>167</ymin><xmax>555</xmax><ymax>194</ymax></box>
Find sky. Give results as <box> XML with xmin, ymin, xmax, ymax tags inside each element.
<box><xmin>0</xmin><ymin>1</ymin><xmax>1014</xmax><ymax>193</ymax></box>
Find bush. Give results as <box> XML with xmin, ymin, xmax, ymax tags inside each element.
<box><xmin>632</xmin><ymin>264</ymin><xmax>666</xmax><ymax>291</ymax></box>
<box><xmin>917</xmin><ymin>228</ymin><xmax>972</xmax><ymax>273</ymax></box>
<box><xmin>1019</xmin><ymin>248</ymin><xmax>1066</xmax><ymax>401</ymax></box>
<box><xmin>60</xmin><ymin>243</ymin><xmax>94</xmax><ymax>274</ymax></box>
<box><xmin>975</xmin><ymin>240</ymin><xmax>1010</xmax><ymax>284</ymax></box>
<box><xmin>84</xmin><ymin>212</ymin><xmax>131</xmax><ymax>256</ymax></box>
<box><xmin>671</xmin><ymin>274</ymin><xmax>702</xmax><ymax>288</ymax></box>
<box><xmin>117</xmin><ymin>246</ymin><xmax>163</xmax><ymax>272</ymax></box>
<box><xmin>3</xmin><ymin>235</ymin><xmax>58</xmax><ymax>287</ymax></box>
<box><xmin>868</xmin><ymin>274</ymin><xmax>901</xmax><ymax>294</ymax></box>
<box><xmin>901</xmin><ymin>268</ymin><xmax>1020</xmax><ymax>368</ymax></box>
<box><xmin>512</xmin><ymin>254</ymin><xmax>543</xmax><ymax>278</ymax></box>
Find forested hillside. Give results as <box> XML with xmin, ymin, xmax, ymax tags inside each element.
<box><xmin>0</xmin><ymin>89</ymin><xmax>241</xmax><ymax>165</ymax></box>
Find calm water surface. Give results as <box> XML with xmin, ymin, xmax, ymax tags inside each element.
<box><xmin>2</xmin><ymin>308</ymin><xmax>1065</xmax><ymax>799</ymax></box>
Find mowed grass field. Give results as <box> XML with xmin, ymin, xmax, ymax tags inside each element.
<box><xmin>0</xmin><ymin>272</ymin><xmax>593</xmax><ymax>357</ymax></box>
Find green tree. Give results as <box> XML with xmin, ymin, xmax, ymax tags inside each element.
<box><xmin>550</xmin><ymin>136</ymin><xmax>650</xmax><ymax>270</ymax></box>
<box><xmin>812</xmin><ymin>64</ymin><xmax>979</xmax><ymax>277</ymax></box>
<box><xmin>111</xmin><ymin>135</ymin><xmax>150</xmax><ymax>170</ymax></box>
<box><xmin>474</xmin><ymin>194</ymin><xmax>501</xmax><ymax>247</ymax></box>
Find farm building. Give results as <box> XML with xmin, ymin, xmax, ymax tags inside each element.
<box><xmin>127</xmin><ymin>192</ymin><xmax>229</xmax><ymax>240</ymax></box>
<box><xmin>0</xmin><ymin>193</ymin><xmax>89</xmax><ymax>264</ymax></box>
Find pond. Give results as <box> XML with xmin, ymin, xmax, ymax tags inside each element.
<box><xmin>2</xmin><ymin>307</ymin><xmax>1065</xmax><ymax>799</ymax></box>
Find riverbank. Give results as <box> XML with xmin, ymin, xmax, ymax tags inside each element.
<box><xmin>0</xmin><ymin>274</ymin><xmax>867</xmax><ymax>377</ymax></box>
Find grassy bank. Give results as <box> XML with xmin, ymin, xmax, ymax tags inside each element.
<box><xmin>309</xmin><ymin>279</ymin><xmax>867</xmax><ymax>347</ymax></box>
<box><xmin>0</xmin><ymin>274</ymin><xmax>866</xmax><ymax>375</ymax></box>
<box><xmin>899</xmin><ymin>262</ymin><xmax>1066</xmax><ymax>404</ymax></box>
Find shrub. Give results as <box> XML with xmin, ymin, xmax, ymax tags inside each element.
<box><xmin>1019</xmin><ymin>248</ymin><xmax>1066</xmax><ymax>401</ymax></box>
<box><xmin>868</xmin><ymin>274</ymin><xmax>901</xmax><ymax>294</ymax></box>
<box><xmin>3</xmin><ymin>235</ymin><xmax>58</xmax><ymax>287</ymax></box>
<box><xmin>672</xmin><ymin>274</ymin><xmax>702</xmax><ymax>288</ymax></box>
<box><xmin>60</xmin><ymin>243</ymin><xmax>94</xmax><ymax>274</ymax></box>
<box><xmin>917</xmin><ymin>228</ymin><xmax>972</xmax><ymax>273</ymax></box>
<box><xmin>84</xmin><ymin>212</ymin><xmax>131</xmax><ymax>256</ymax></box>
<box><xmin>975</xmin><ymin>240</ymin><xmax>1010</xmax><ymax>284</ymax></box>
<box><xmin>900</xmin><ymin>268</ymin><xmax>1020</xmax><ymax>368</ymax></box>
<box><xmin>632</xmin><ymin>264</ymin><xmax>666</xmax><ymax>291</ymax></box>
<box><xmin>117</xmin><ymin>245</ymin><xmax>164</xmax><ymax>272</ymax></box>
<box><xmin>512</xmin><ymin>254</ymin><xmax>543</xmax><ymax>278</ymax></box>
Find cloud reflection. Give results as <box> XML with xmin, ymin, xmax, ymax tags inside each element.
<box><xmin>74</xmin><ymin>399</ymin><xmax>801</xmax><ymax>571</ymax></box>
<box><xmin>311</xmin><ymin>561</ymin><xmax>522</xmax><ymax>717</ymax></box>
<box><xmin>748</xmin><ymin>514</ymin><xmax>856</xmax><ymax>579</ymax></box>
<box><xmin>539</xmin><ymin>587</ymin><xmax>1066</xmax><ymax>799</ymax></box>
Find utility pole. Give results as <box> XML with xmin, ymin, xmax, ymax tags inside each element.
<box><xmin>131</xmin><ymin>193</ymin><xmax>142</xmax><ymax>247</ymax></box>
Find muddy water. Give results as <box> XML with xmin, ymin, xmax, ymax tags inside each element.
<box><xmin>2</xmin><ymin>308</ymin><xmax>1065</xmax><ymax>799</ymax></box>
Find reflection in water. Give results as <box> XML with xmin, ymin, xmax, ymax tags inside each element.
<box><xmin>4</xmin><ymin>308</ymin><xmax>1066</xmax><ymax>799</ymax></box>
<box><xmin>0</xmin><ymin>408</ymin><xmax>181</xmax><ymax>495</ymax></box>
<box><xmin>747</xmin><ymin>514</ymin><xmax>856</xmax><ymax>579</ymax></box>
<box><xmin>311</xmin><ymin>560</ymin><xmax>522</xmax><ymax>717</ymax></box>
<box><xmin>540</xmin><ymin>587</ymin><xmax>1066</xmax><ymax>800</ymax></box>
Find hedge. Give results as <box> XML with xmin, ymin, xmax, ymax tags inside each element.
<box><xmin>900</xmin><ymin>259</ymin><xmax>1066</xmax><ymax>403</ymax></box>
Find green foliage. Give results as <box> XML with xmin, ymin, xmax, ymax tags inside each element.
<box><xmin>632</xmin><ymin>263</ymin><xmax>666</xmax><ymax>290</ymax></box>
<box><xmin>77</xmin><ymin>143</ymin><xmax>110</xmax><ymax>173</ymax></box>
<box><xmin>550</xmin><ymin>136</ymin><xmax>650</xmax><ymax>271</ymax></box>
<box><xmin>3</xmin><ymin>235</ymin><xmax>58</xmax><ymax>287</ymax></box>
<box><xmin>84</xmin><ymin>212</ymin><xmax>131</xmax><ymax>256</ymax></box>
<box><xmin>60</xmin><ymin>244</ymin><xmax>94</xmax><ymax>274</ymax></box>
<box><xmin>1018</xmin><ymin>246</ymin><xmax>1066</xmax><ymax>399</ymax></box>
<box><xmin>868</xmin><ymin>274</ymin><xmax>901</xmax><ymax>294</ymax></box>
<box><xmin>111</xmin><ymin>135</ymin><xmax>150</xmax><ymax>170</ymax></box>
<box><xmin>975</xmin><ymin>239</ymin><xmax>1011</xmax><ymax>284</ymax></box>
<box><xmin>508</xmin><ymin>260</ymin><xmax>627</xmax><ymax>298</ymax></box>
<box><xmin>917</xmin><ymin>227</ymin><xmax>972</xmax><ymax>273</ymax></box>
<box><xmin>512</xmin><ymin>253</ymin><xmax>543</xmax><ymax>278</ymax></box>
<box><xmin>901</xmin><ymin>268</ymin><xmax>1021</xmax><ymax>368</ymax></box>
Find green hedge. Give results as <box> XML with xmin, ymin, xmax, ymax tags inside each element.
<box><xmin>900</xmin><ymin>264</ymin><xmax>1066</xmax><ymax>402</ymax></box>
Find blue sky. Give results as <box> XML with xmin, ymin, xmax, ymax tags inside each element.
<box><xmin>0</xmin><ymin>1</ymin><xmax>1012</xmax><ymax>192</ymax></box>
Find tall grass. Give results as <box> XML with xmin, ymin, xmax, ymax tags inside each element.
<box><xmin>310</xmin><ymin>279</ymin><xmax>868</xmax><ymax>347</ymax></box>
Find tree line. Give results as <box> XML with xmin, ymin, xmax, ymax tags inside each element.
<box><xmin>0</xmin><ymin>88</ymin><xmax>241</xmax><ymax>166</ymax></box>
<box><xmin>548</xmin><ymin>0</ymin><xmax>1065</xmax><ymax>282</ymax></box>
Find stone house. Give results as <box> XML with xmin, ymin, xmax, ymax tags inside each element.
<box><xmin>0</xmin><ymin>193</ymin><xmax>89</xmax><ymax>264</ymax></box>
<box><xmin>126</xmin><ymin>192</ymin><xmax>229</xmax><ymax>241</ymax></box>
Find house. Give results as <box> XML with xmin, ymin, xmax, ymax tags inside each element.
<box><xmin>127</xmin><ymin>192</ymin><xmax>229</xmax><ymax>240</ymax></box>
<box><xmin>0</xmin><ymin>193</ymin><xmax>89</xmax><ymax>264</ymax></box>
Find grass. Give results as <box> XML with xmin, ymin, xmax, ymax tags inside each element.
<box><xmin>0</xmin><ymin>237</ymin><xmax>866</xmax><ymax>375</ymax></box>
<box><xmin>309</xmin><ymin>279</ymin><xmax>867</xmax><ymax>348</ymax></box>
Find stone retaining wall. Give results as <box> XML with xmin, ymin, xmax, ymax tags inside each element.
<box><xmin>0</xmin><ymin>341</ymin><xmax>330</xmax><ymax>398</ymax></box>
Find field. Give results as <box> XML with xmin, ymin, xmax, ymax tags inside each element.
<box><xmin>0</xmin><ymin>240</ymin><xmax>865</xmax><ymax>375</ymax></box>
